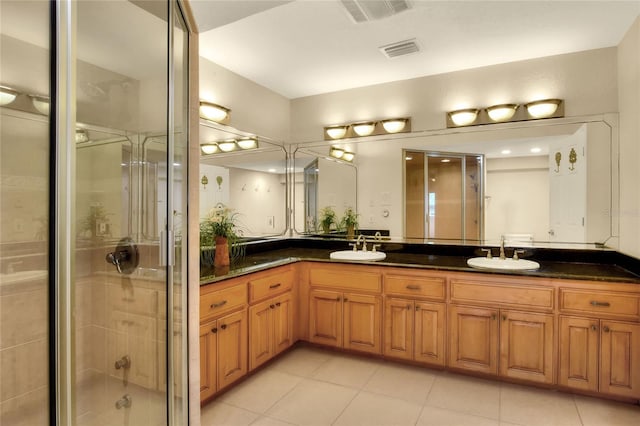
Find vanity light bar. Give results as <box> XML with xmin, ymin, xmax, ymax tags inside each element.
<box><xmin>200</xmin><ymin>137</ymin><xmax>259</xmax><ymax>155</ymax></box>
<box><xmin>199</xmin><ymin>100</ymin><xmax>231</xmax><ymax>124</ymax></box>
<box><xmin>324</xmin><ymin>117</ymin><xmax>411</xmax><ymax>140</ymax></box>
<box><xmin>446</xmin><ymin>99</ymin><xmax>564</xmax><ymax>128</ymax></box>
<box><xmin>329</xmin><ymin>146</ymin><xmax>355</xmax><ymax>162</ymax></box>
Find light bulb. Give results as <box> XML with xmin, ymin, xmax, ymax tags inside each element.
<box><xmin>201</xmin><ymin>144</ymin><xmax>218</xmax><ymax>154</ymax></box>
<box><xmin>487</xmin><ymin>104</ymin><xmax>518</xmax><ymax>122</ymax></box>
<box><xmin>330</xmin><ymin>147</ymin><xmax>345</xmax><ymax>158</ymax></box>
<box><xmin>342</xmin><ymin>152</ymin><xmax>355</xmax><ymax>162</ymax></box>
<box><xmin>382</xmin><ymin>118</ymin><xmax>407</xmax><ymax>133</ymax></box>
<box><xmin>352</xmin><ymin>122</ymin><xmax>375</xmax><ymax>136</ymax></box>
<box><xmin>449</xmin><ymin>109</ymin><xmax>479</xmax><ymax>126</ymax></box>
<box><xmin>325</xmin><ymin>126</ymin><xmax>348</xmax><ymax>139</ymax></box>
<box><xmin>199</xmin><ymin>101</ymin><xmax>230</xmax><ymax>122</ymax></box>
<box><xmin>218</xmin><ymin>140</ymin><xmax>237</xmax><ymax>152</ymax></box>
<box><xmin>237</xmin><ymin>138</ymin><xmax>257</xmax><ymax>150</ymax></box>
<box><xmin>526</xmin><ymin>99</ymin><xmax>560</xmax><ymax>119</ymax></box>
<box><xmin>0</xmin><ymin>86</ymin><xmax>18</xmax><ymax>106</ymax></box>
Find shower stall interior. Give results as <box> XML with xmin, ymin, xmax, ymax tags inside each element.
<box><xmin>0</xmin><ymin>1</ymin><xmax>190</xmax><ymax>425</ymax></box>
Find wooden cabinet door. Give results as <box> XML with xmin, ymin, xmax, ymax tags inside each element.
<box><xmin>344</xmin><ymin>292</ymin><xmax>382</xmax><ymax>354</ymax></box>
<box><xmin>249</xmin><ymin>299</ymin><xmax>273</xmax><ymax>370</ymax></box>
<box><xmin>448</xmin><ymin>305</ymin><xmax>498</xmax><ymax>374</ymax></box>
<box><xmin>199</xmin><ymin>319</ymin><xmax>217</xmax><ymax>401</ymax></box>
<box><xmin>414</xmin><ymin>301</ymin><xmax>446</xmax><ymax>366</ymax></box>
<box><xmin>559</xmin><ymin>316</ymin><xmax>599</xmax><ymax>392</ymax></box>
<box><xmin>384</xmin><ymin>298</ymin><xmax>414</xmax><ymax>360</ymax></box>
<box><xmin>309</xmin><ymin>289</ymin><xmax>342</xmax><ymax>347</ymax></box>
<box><xmin>217</xmin><ymin>309</ymin><xmax>248</xmax><ymax>390</ymax></box>
<box><xmin>600</xmin><ymin>320</ymin><xmax>640</xmax><ymax>399</ymax></box>
<box><xmin>273</xmin><ymin>292</ymin><xmax>294</xmax><ymax>355</ymax></box>
<box><xmin>499</xmin><ymin>310</ymin><xmax>554</xmax><ymax>384</ymax></box>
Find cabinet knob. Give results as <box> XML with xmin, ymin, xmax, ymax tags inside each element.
<box><xmin>276</xmin><ymin>302</ymin><xmax>281</xmax><ymax>307</ymax></box>
<box><xmin>211</xmin><ymin>327</ymin><xmax>218</xmax><ymax>333</ymax></box>
<box><xmin>220</xmin><ymin>324</ymin><xmax>227</xmax><ymax>330</ymax></box>
<box><xmin>270</xmin><ymin>304</ymin><xmax>275</xmax><ymax>309</ymax></box>
<box><xmin>415</xmin><ymin>305</ymin><xmax>420</xmax><ymax>311</ymax></box>
<box><xmin>603</xmin><ymin>325</ymin><xmax>610</xmax><ymax>333</ymax></box>
<box><xmin>406</xmin><ymin>304</ymin><xmax>411</xmax><ymax>310</ymax></box>
<box><xmin>336</xmin><ymin>297</ymin><xmax>341</xmax><ymax>301</ymax></box>
<box><xmin>343</xmin><ymin>297</ymin><xmax>349</xmax><ymax>302</ymax></box>
<box><xmin>502</xmin><ymin>315</ymin><xmax>507</xmax><ymax>321</ymax></box>
<box><xmin>491</xmin><ymin>314</ymin><xmax>497</xmax><ymax>320</ymax></box>
<box><xmin>591</xmin><ymin>324</ymin><xmax>598</xmax><ymax>331</ymax></box>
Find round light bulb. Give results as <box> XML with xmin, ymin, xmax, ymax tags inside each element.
<box><xmin>325</xmin><ymin>126</ymin><xmax>347</xmax><ymax>139</ymax></box>
<box><xmin>199</xmin><ymin>101</ymin><xmax>229</xmax><ymax>122</ymax></box>
<box><xmin>0</xmin><ymin>86</ymin><xmax>18</xmax><ymax>106</ymax></box>
<box><xmin>342</xmin><ymin>152</ymin><xmax>355</xmax><ymax>162</ymax></box>
<box><xmin>201</xmin><ymin>144</ymin><xmax>218</xmax><ymax>155</ymax></box>
<box><xmin>237</xmin><ymin>138</ymin><xmax>257</xmax><ymax>150</ymax></box>
<box><xmin>330</xmin><ymin>147</ymin><xmax>345</xmax><ymax>158</ymax></box>
<box><xmin>487</xmin><ymin>104</ymin><xmax>518</xmax><ymax>122</ymax></box>
<box><xmin>218</xmin><ymin>140</ymin><xmax>237</xmax><ymax>152</ymax></box>
<box><xmin>30</xmin><ymin>95</ymin><xmax>50</xmax><ymax>115</ymax></box>
<box><xmin>449</xmin><ymin>109</ymin><xmax>479</xmax><ymax>126</ymax></box>
<box><xmin>526</xmin><ymin>99</ymin><xmax>560</xmax><ymax>119</ymax></box>
<box><xmin>382</xmin><ymin>119</ymin><xmax>407</xmax><ymax>133</ymax></box>
<box><xmin>352</xmin><ymin>122</ymin><xmax>375</xmax><ymax>136</ymax></box>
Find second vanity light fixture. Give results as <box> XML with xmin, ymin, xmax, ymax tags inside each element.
<box><xmin>329</xmin><ymin>146</ymin><xmax>355</xmax><ymax>162</ymax></box>
<box><xmin>324</xmin><ymin>117</ymin><xmax>411</xmax><ymax>140</ymax></box>
<box><xmin>199</xmin><ymin>100</ymin><xmax>231</xmax><ymax>124</ymax></box>
<box><xmin>447</xmin><ymin>99</ymin><xmax>563</xmax><ymax>128</ymax></box>
<box><xmin>200</xmin><ymin>137</ymin><xmax>259</xmax><ymax>155</ymax></box>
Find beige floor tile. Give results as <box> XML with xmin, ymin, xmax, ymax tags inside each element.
<box><xmin>363</xmin><ymin>362</ymin><xmax>437</xmax><ymax>405</ymax></box>
<box><xmin>333</xmin><ymin>391</ymin><xmax>423</xmax><ymax>426</ymax></box>
<box><xmin>574</xmin><ymin>394</ymin><xmax>640</xmax><ymax>426</ymax></box>
<box><xmin>500</xmin><ymin>383</ymin><xmax>581</xmax><ymax>426</ymax></box>
<box><xmin>200</xmin><ymin>401</ymin><xmax>259</xmax><ymax>426</ymax></box>
<box><xmin>269</xmin><ymin>346</ymin><xmax>332</xmax><ymax>377</ymax></box>
<box><xmin>311</xmin><ymin>353</ymin><xmax>381</xmax><ymax>389</ymax></box>
<box><xmin>265</xmin><ymin>378</ymin><xmax>357</xmax><ymax>425</ymax></box>
<box><xmin>417</xmin><ymin>406</ymin><xmax>500</xmax><ymax>426</ymax></box>
<box><xmin>425</xmin><ymin>373</ymin><xmax>501</xmax><ymax>420</ymax></box>
<box><xmin>250</xmin><ymin>416</ymin><xmax>297</xmax><ymax>426</ymax></box>
<box><xmin>218</xmin><ymin>370</ymin><xmax>303</xmax><ymax>414</ymax></box>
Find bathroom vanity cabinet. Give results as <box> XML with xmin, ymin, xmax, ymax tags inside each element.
<box><xmin>200</xmin><ymin>258</ymin><xmax>640</xmax><ymax>403</ymax></box>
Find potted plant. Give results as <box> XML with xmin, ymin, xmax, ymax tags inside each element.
<box><xmin>340</xmin><ymin>207</ymin><xmax>359</xmax><ymax>240</ymax></box>
<box><xmin>200</xmin><ymin>203</ymin><xmax>238</xmax><ymax>268</ymax></box>
<box><xmin>318</xmin><ymin>206</ymin><xmax>337</xmax><ymax>234</ymax></box>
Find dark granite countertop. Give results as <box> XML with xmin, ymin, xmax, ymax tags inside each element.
<box><xmin>200</xmin><ymin>238</ymin><xmax>640</xmax><ymax>286</ymax></box>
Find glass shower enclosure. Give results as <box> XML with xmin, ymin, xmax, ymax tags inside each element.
<box><xmin>0</xmin><ymin>1</ymin><xmax>190</xmax><ymax>425</ymax></box>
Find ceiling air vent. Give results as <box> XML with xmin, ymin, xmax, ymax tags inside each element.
<box><xmin>340</xmin><ymin>0</ymin><xmax>411</xmax><ymax>23</ymax></box>
<box><xmin>379</xmin><ymin>38</ymin><xmax>420</xmax><ymax>59</ymax></box>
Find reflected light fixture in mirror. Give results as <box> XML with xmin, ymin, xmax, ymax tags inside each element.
<box><xmin>352</xmin><ymin>121</ymin><xmax>376</xmax><ymax>136</ymax></box>
<box><xmin>330</xmin><ymin>146</ymin><xmax>345</xmax><ymax>158</ymax></box>
<box><xmin>487</xmin><ymin>104</ymin><xmax>518</xmax><ymax>122</ymax></box>
<box><xmin>201</xmin><ymin>144</ymin><xmax>218</xmax><ymax>154</ymax></box>
<box><xmin>0</xmin><ymin>86</ymin><xmax>18</xmax><ymax>106</ymax></box>
<box><xmin>342</xmin><ymin>151</ymin><xmax>355</xmax><ymax>162</ymax></box>
<box><xmin>526</xmin><ymin>99</ymin><xmax>561</xmax><ymax>119</ymax></box>
<box><xmin>199</xmin><ymin>100</ymin><xmax>230</xmax><ymax>123</ymax></box>
<box><xmin>326</xmin><ymin>125</ymin><xmax>348</xmax><ymax>139</ymax></box>
<box><xmin>75</xmin><ymin>129</ymin><xmax>89</xmax><ymax>143</ymax></box>
<box><xmin>448</xmin><ymin>108</ymin><xmax>479</xmax><ymax>126</ymax></box>
<box><xmin>237</xmin><ymin>137</ymin><xmax>258</xmax><ymax>150</ymax></box>
<box><xmin>381</xmin><ymin>118</ymin><xmax>408</xmax><ymax>133</ymax></box>
<box><xmin>218</xmin><ymin>140</ymin><xmax>237</xmax><ymax>152</ymax></box>
<box><xmin>29</xmin><ymin>94</ymin><xmax>50</xmax><ymax>115</ymax></box>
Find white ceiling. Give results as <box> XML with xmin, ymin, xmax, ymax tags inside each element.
<box><xmin>195</xmin><ymin>0</ymin><xmax>640</xmax><ymax>99</ymax></box>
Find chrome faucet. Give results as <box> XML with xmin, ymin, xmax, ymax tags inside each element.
<box><xmin>499</xmin><ymin>236</ymin><xmax>506</xmax><ymax>260</ymax></box>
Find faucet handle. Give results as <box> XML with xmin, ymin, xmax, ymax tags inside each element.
<box><xmin>371</xmin><ymin>244</ymin><xmax>382</xmax><ymax>252</ymax></box>
<box><xmin>480</xmin><ymin>248</ymin><xmax>493</xmax><ymax>259</ymax></box>
<box><xmin>513</xmin><ymin>249</ymin><xmax>526</xmax><ymax>260</ymax></box>
<box><xmin>348</xmin><ymin>243</ymin><xmax>358</xmax><ymax>251</ymax></box>
<box><xmin>361</xmin><ymin>240</ymin><xmax>368</xmax><ymax>252</ymax></box>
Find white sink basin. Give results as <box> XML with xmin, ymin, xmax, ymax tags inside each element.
<box><xmin>467</xmin><ymin>257</ymin><xmax>540</xmax><ymax>271</ymax></box>
<box><xmin>330</xmin><ymin>250</ymin><xmax>386</xmax><ymax>261</ymax></box>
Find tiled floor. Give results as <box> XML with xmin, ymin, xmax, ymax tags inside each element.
<box><xmin>201</xmin><ymin>346</ymin><xmax>640</xmax><ymax>426</ymax></box>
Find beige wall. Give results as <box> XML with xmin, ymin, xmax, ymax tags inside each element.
<box><xmin>618</xmin><ymin>17</ymin><xmax>640</xmax><ymax>258</ymax></box>
<box><xmin>199</xmin><ymin>57</ymin><xmax>290</xmax><ymax>142</ymax></box>
<box><xmin>290</xmin><ymin>48</ymin><xmax>618</xmax><ymax>143</ymax></box>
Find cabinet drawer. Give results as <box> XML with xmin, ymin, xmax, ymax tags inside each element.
<box><xmin>559</xmin><ymin>289</ymin><xmax>640</xmax><ymax>319</ymax></box>
<box><xmin>249</xmin><ymin>268</ymin><xmax>294</xmax><ymax>303</ymax></box>
<box><xmin>200</xmin><ymin>284</ymin><xmax>247</xmax><ymax>321</ymax></box>
<box><xmin>384</xmin><ymin>274</ymin><xmax>445</xmax><ymax>300</ymax></box>
<box><xmin>450</xmin><ymin>279</ymin><xmax>554</xmax><ymax>311</ymax></box>
<box><xmin>310</xmin><ymin>267</ymin><xmax>381</xmax><ymax>292</ymax></box>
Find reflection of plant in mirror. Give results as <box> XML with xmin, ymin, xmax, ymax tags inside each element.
<box><xmin>79</xmin><ymin>205</ymin><xmax>112</xmax><ymax>238</ymax></box>
<box><xmin>200</xmin><ymin>203</ymin><xmax>238</xmax><ymax>246</ymax></box>
<box><xmin>216</xmin><ymin>175</ymin><xmax>223</xmax><ymax>189</ymax></box>
<box><xmin>319</xmin><ymin>206</ymin><xmax>337</xmax><ymax>233</ymax></box>
<box><xmin>340</xmin><ymin>207</ymin><xmax>359</xmax><ymax>239</ymax></box>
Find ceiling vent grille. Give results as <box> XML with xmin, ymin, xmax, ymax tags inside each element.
<box><xmin>340</xmin><ymin>0</ymin><xmax>411</xmax><ymax>23</ymax></box>
<box><xmin>379</xmin><ymin>38</ymin><xmax>420</xmax><ymax>59</ymax></box>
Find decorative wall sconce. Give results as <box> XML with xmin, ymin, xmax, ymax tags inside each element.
<box><xmin>200</xmin><ymin>137</ymin><xmax>259</xmax><ymax>155</ymax></box>
<box><xmin>330</xmin><ymin>146</ymin><xmax>355</xmax><ymax>162</ymax></box>
<box><xmin>199</xmin><ymin>100</ymin><xmax>230</xmax><ymax>124</ymax></box>
<box><xmin>201</xmin><ymin>175</ymin><xmax>208</xmax><ymax>189</ymax></box>
<box><xmin>324</xmin><ymin>117</ymin><xmax>411</xmax><ymax>140</ymax></box>
<box><xmin>0</xmin><ymin>86</ymin><xmax>18</xmax><ymax>106</ymax></box>
<box><xmin>447</xmin><ymin>99</ymin><xmax>564</xmax><ymax>128</ymax></box>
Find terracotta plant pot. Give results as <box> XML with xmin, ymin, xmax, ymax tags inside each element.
<box><xmin>214</xmin><ymin>236</ymin><xmax>230</xmax><ymax>267</ymax></box>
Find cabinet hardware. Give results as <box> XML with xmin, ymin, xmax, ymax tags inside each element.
<box><xmin>590</xmin><ymin>301</ymin><xmax>611</xmax><ymax>307</ymax></box>
<box><xmin>406</xmin><ymin>304</ymin><xmax>411</xmax><ymax>310</ymax></box>
<box><xmin>406</xmin><ymin>285</ymin><xmax>421</xmax><ymax>290</ymax></box>
<box><xmin>502</xmin><ymin>315</ymin><xmax>507</xmax><ymax>321</ymax></box>
<box><xmin>220</xmin><ymin>324</ymin><xmax>227</xmax><ymax>330</ymax></box>
<box><xmin>603</xmin><ymin>325</ymin><xmax>610</xmax><ymax>333</ymax></box>
<box><xmin>212</xmin><ymin>327</ymin><xmax>217</xmax><ymax>333</ymax></box>
<box><xmin>269</xmin><ymin>283</ymin><xmax>281</xmax><ymax>289</ymax></box>
<box><xmin>591</xmin><ymin>324</ymin><xmax>598</xmax><ymax>331</ymax></box>
<box><xmin>343</xmin><ymin>297</ymin><xmax>349</xmax><ymax>302</ymax></box>
<box><xmin>276</xmin><ymin>302</ymin><xmax>281</xmax><ymax>307</ymax></box>
<box><xmin>211</xmin><ymin>300</ymin><xmax>227</xmax><ymax>309</ymax></box>
<box><xmin>270</xmin><ymin>304</ymin><xmax>275</xmax><ymax>309</ymax></box>
<box><xmin>336</xmin><ymin>297</ymin><xmax>341</xmax><ymax>301</ymax></box>
<box><xmin>415</xmin><ymin>306</ymin><xmax>420</xmax><ymax>311</ymax></box>
<box><xmin>491</xmin><ymin>314</ymin><xmax>497</xmax><ymax>320</ymax></box>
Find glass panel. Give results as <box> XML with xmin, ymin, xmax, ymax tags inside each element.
<box><xmin>74</xmin><ymin>1</ymin><xmax>169</xmax><ymax>425</ymax></box>
<box><xmin>0</xmin><ymin>1</ymin><xmax>50</xmax><ymax>425</ymax></box>
<box><xmin>427</xmin><ymin>155</ymin><xmax>463</xmax><ymax>239</ymax></box>
<box><xmin>464</xmin><ymin>155</ymin><xmax>482</xmax><ymax>240</ymax></box>
<box><xmin>405</xmin><ymin>151</ymin><xmax>425</xmax><ymax>239</ymax></box>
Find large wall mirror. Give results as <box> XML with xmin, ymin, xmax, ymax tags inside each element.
<box><xmin>295</xmin><ymin>117</ymin><xmax>617</xmax><ymax>247</ymax></box>
<box><xmin>199</xmin><ymin>120</ymin><xmax>288</xmax><ymax>239</ymax></box>
<box><xmin>292</xmin><ymin>145</ymin><xmax>357</xmax><ymax>235</ymax></box>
